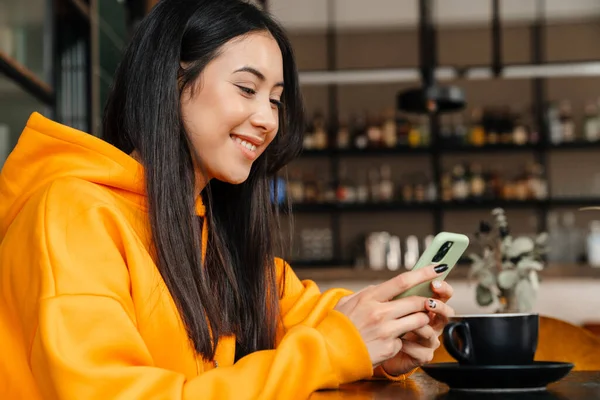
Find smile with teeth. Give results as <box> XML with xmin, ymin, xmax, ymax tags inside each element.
<box><xmin>231</xmin><ymin>135</ymin><xmax>258</xmax><ymax>152</ymax></box>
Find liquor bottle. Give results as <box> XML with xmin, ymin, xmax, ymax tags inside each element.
<box><xmin>426</xmin><ymin>181</ymin><xmax>437</xmax><ymax>202</ymax></box>
<box><xmin>407</xmin><ymin>117</ymin><xmax>421</xmax><ymax>148</ymax></box>
<box><xmin>584</xmin><ymin>101</ymin><xmax>599</xmax><ymax>142</ymax></box>
<box><xmin>440</xmin><ymin>173</ymin><xmax>453</xmax><ymax>202</ymax></box>
<box><xmin>547</xmin><ymin>103</ymin><xmax>563</xmax><ymax>144</ymax></box>
<box><xmin>452</xmin><ymin>113</ymin><xmax>468</xmax><ymax>147</ymax></box>
<box><xmin>356</xmin><ymin>170</ymin><xmax>369</xmax><ymax>203</ymax></box>
<box><xmin>381</xmin><ymin>108</ymin><xmax>398</xmax><ymax>148</ymax></box>
<box><xmin>402</xmin><ymin>182</ymin><xmax>414</xmax><ymax>203</ymax></box>
<box><xmin>303</xmin><ymin>171</ymin><xmax>319</xmax><ymax>203</ymax></box>
<box><xmin>366</xmin><ymin>114</ymin><xmax>383</xmax><ymax>148</ymax></box>
<box><xmin>396</xmin><ymin>112</ymin><xmax>411</xmax><ymax>147</ymax></box>
<box><xmin>303</xmin><ymin>116</ymin><xmax>315</xmax><ymax>150</ymax></box>
<box><xmin>368</xmin><ymin>167</ymin><xmax>381</xmax><ymax>203</ymax></box>
<box><xmin>353</xmin><ymin>111</ymin><xmax>368</xmax><ymax>150</ymax></box>
<box><xmin>379</xmin><ymin>164</ymin><xmax>395</xmax><ymax>202</ymax></box>
<box><xmin>469</xmin><ymin>108</ymin><xmax>485</xmax><ymax>147</ymax></box>
<box><xmin>527</xmin><ymin>162</ymin><xmax>548</xmax><ymax>200</ymax></box>
<box><xmin>451</xmin><ymin>164</ymin><xmax>469</xmax><ymax>200</ymax></box>
<box><xmin>414</xmin><ymin>182</ymin><xmax>426</xmax><ymax>203</ymax></box>
<box><xmin>336</xmin><ymin>165</ymin><xmax>349</xmax><ymax>203</ymax></box>
<box><xmin>439</xmin><ymin>114</ymin><xmax>453</xmax><ymax>147</ymax></box>
<box><xmin>499</xmin><ymin>107</ymin><xmax>514</xmax><ymax>144</ymax></box>
<box><xmin>469</xmin><ymin>163</ymin><xmax>486</xmax><ymax>199</ymax></box>
<box><xmin>559</xmin><ymin>100</ymin><xmax>575</xmax><ymax>142</ymax></box>
<box><xmin>484</xmin><ymin>108</ymin><xmax>499</xmax><ymax>145</ymax></box>
<box><xmin>336</xmin><ymin>115</ymin><xmax>351</xmax><ymax>149</ymax></box>
<box><xmin>419</xmin><ymin>116</ymin><xmax>431</xmax><ymax>147</ymax></box>
<box><xmin>512</xmin><ymin>112</ymin><xmax>529</xmax><ymax>146</ymax></box>
<box><xmin>288</xmin><ymin>169</ymin><xmax>305</xmax><ymax>203</ymax></box>
<box><xmin>312</xmin><ymin>111</ymin><xmax>328</xmax><ymax>150</ymax></box>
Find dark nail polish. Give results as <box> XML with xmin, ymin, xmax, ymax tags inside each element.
<box><xmin>434</xmin><ymin>264</ymin><xmax>448</xmax><ymax>274</ymax></box>
<box><xmin>428</xmin><ymin>299</ymin><xmax>437</xmax><ymax>308</ymax></box>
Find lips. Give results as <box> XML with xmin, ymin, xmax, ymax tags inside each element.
<box><xmin>230</xmin><ymin>134</ymin><xmax>258</xmax><ymax>152</ymax></box>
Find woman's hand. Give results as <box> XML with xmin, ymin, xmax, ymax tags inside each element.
<box><xmin>380</xmin><ymin>280</ymin><xmax>455</xmax><ymax>376</ymax></box>
<box><xmin>333</xmin><ymin>264</ymin><xmax>449</xmax><ymax>367</ymax></box>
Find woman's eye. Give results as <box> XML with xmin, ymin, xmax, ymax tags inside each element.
<box><xmin>270</xmin><ymin>99</ymin><xmax>283</xmax><ymax>109</ymax></box>
<box><xmin>236</xmin><ymin>85</ymin><xmax>256</xmax><ymax>95</ymax></box>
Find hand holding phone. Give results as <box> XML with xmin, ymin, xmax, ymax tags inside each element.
<box><xmin>393</xmin><ymin>232</ymin><xmax>469</xmax><ymax>300</ymax></box>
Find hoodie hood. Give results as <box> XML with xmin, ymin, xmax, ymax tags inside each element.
<box><xmin>0</xmin><ymin>112</ymin><xmax>205</xmax><ymax>238</ymax></box>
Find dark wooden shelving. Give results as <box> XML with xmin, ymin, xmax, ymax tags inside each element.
<box><xmin>550</xmin><ymin>198</ymin><xmax>600</xmax><ymax>207</ymax></box>
<box><xmin>288</xmin><ymin>198</ymin><xmax>600</xmax><ymax>213</ymax></box>
<box><xmin>335</xmin><ymin>147</ymin><xmax>431</xmax><ymax>156</ymax></box>
<box><xmin>297</xmin><ymin>141</ymin><xmax>600</xmax><ymax>159</ymax></box>
<box><xmin>289</xmin><ymin>0</ymin><xmax>600</xmax><ymax>267</ymax></box>
<box><xmin>439</xmin><ymin>143</ymin><xmax>540</xmax><ymax>153</ymax></box>
<box><xmin>547</xmin><ymin>142</ymin><xmax>600</xmax><ymax>151</ymax></box>
<box><xmin>439</xmin><ymin>199</ymin><xmax>547</xmax><ymax>210</ymax></box>
<box><xmin>293</xmin><ymin>264</ymin><xmax>600</xmax><ymax>282</ymax></box>
<box><xmin>299</xmin><ymin>146</ymin><xmax>431</xmax><ymax>157</ymax></box>
<box><xmin>0</xmin><ymin>51</ymin><xmax>54</xmax><ymax>105</ymax></box>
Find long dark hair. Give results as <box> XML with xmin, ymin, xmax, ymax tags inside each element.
<box><xmin>102</xmin><ymin>0</ymin><xmax>304</xmax><ymax>361</ymax></box>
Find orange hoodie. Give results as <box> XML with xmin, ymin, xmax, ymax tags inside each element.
<box><xmin>0</xmin><ymin>113</ymin><xmax>407</xmax><ymax>400</ymax></box>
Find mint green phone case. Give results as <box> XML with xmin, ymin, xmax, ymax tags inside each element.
<box><xmin>393</xmin><ymin>232</ymin><xmax>469</xmax><ymax>300</ymax></box>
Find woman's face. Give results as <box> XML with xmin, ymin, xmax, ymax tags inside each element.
<box><xmin>180</xmin><ymin>31</ymin><xmax>284</xmax><ymax>189</ymax></box>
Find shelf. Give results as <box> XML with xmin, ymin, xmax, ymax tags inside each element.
<box><xmin>440</xmin><ymin>199</ymin><xmax>547</xmax><ymax>210</ymax></box>
<box><xmin>299</xmin><ymin>147</ymin><xmax>430</xmax><ymax>158</ymax></box>
<box><xmin>289</xmin><ymin>199</ymin><xmax>600</xmax><ymax>213</ymax></box>
<box><xmin>298</xmin><ymin>61</ymin><xmax>600</xmax><ymax>86</ymax></box>
<box><xmin>336</xmin><ymin>147</ymin><xmax>431</xmax><ymax>156</ymax></box>
<box><xmin>550</xmin><ymin>198</ymin><xmax>600</xmax><ymax>208</ymax></box>
<box><xmin>294</xmin><ymin>264</ymin><xmax>600</xmax><ymax>282</ymax></box>
<box><xmin>291</xmin><ymin>202</ymin><xmax>436</xmax><ymax>213</ymax></box>
<box><xmin>440</xmin><ymin>143</ymin><xmax>540</xmax><ymax>154</ymax></box>
<box><xmin>548</xmin><ymin>142</ymin><xmax>600</xmax><ymax>151</ymax></box>
<box><xmin>0</xmin><ymin>51</ymin><xmax>54</xmax><ymax>105</ymax></box>
<box><xmin>298</xmin><ymin>142</ymin><xmax>600</xmax><ymax>158</ymax></box>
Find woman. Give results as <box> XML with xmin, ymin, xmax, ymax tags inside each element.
<box><xmin>0</xmin><ymin>0</ymin><xmax>455</xmax><ymax>398</ymax></box>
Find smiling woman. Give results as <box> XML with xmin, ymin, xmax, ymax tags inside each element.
<box><xmin>179</xmin><ymin>34</ymin><xmax>285</xmax><ymax>185</ymax></box>
<box><xmin>0</xmin><ymin>1</ymin><xmax>455</xmax><ymax>399</ymax></box>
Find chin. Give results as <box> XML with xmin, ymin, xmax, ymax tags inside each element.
<box><xmin>216</xmin><ymin>167</ymin><xmax>251</xmax><ymax>185</ymax></box>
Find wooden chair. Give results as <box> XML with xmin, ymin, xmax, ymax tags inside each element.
<box><xmin>431</xmin><ymin>315</ymin><xmax>600</xmax><ymax>371</ymax></box>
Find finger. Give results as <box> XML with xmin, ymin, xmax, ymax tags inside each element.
<box><xmin>426</xmin><ymin>298</ymin><xmax>456</xmax><ymax>333</ymax></box>
<box><xmin>337</xmin><ymin>285</ymin><xmax>376</xmax><ymax>311</ymax></box>
<box><xmin>425</xmin><ymin>298</ymin><xmax>455</xmax><ymax>320</ymax></box>
<box><xmin>372</xmin><ymin>264</ymin><xmax>449</xmax><ymax>302</ymax></box>
<box><xmin>382</xmin><ymin>296</ymin><xmax>429</xmax><ymax>320</ymax></box>
<box><xmin>431</xmin><ymin>280</ymin><xmax>454</xmax><ymax>302</ymax></box>
<box><xmin>400</xmin><ymin>340</ymin><xmax>435</xmax><ymax>366</ymax></box>
<box><xmin>384</xmin><ymin>311</ymin><xmax>430</xmax><ymax>339</ymax></box>
<box><xmin>381</xmin><ymin>337</ymin><xmax>404</xmax><ymax>362</ymax></box>
<box><xmin>408</xmin><ymin>324</ymin><xmax>440</xmax><ymax>348</ymax></box>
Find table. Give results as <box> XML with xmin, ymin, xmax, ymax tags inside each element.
<box><xmin>310</xmin><ymin>371</ymin><xmax>600</xmax><ymax>399</ymax></box>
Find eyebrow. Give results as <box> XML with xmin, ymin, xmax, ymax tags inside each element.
<box><xmin>233</xmin><ymin>66</ymin><xmax>284</xmax><ymax>88</ymax></box>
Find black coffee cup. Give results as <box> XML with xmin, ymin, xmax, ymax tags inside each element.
<box><xmin>442</xmin><ymin>313</ymin><xmax>539</xmax><ymax>366</ymax></box>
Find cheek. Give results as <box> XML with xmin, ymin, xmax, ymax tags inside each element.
<box><xmin>214</xmin><ymin>92</ymin><xmax>249</xmax><ymax>128</ymax></box>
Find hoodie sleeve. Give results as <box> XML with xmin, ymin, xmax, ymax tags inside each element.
<box><xmin>20</xmin><ymin>180</ymin><xmax>374</xmax><ymax>400</ymax></box>
<box><xmin>275</xmin><ymin>259</ymin><xmax>419</xmax><ymax>382</ymax></box>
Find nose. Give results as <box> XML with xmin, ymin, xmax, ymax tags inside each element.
<box><xmin>249</xmin><ymin>99</ymin><xmax>278</xmax><ymax>134</ymax></box>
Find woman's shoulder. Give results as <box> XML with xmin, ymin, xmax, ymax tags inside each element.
<box><xmin>43</xmin><ymin>176</ymin><xmax>125</xmax><ymax>209</ymax></box>
<box><xmin>10</xmin><ymin>176</ymin><xmax>138</xmax><ymax>245</ymax></box>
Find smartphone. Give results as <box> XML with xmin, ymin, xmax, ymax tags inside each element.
<box><xmin>393</xmin><ymin>232</ymin><xmax>469</xmax><ymax>300</ymax></box>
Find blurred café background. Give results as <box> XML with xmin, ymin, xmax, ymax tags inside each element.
<box><xmin>2</xmin><ymin>0</ymin><xmax>600</xmax><ymax>332</ymax></box>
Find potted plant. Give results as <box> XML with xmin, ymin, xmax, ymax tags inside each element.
<box><xmin>468</xmin><ymin>208</ymin><xmax>548</xmax><ymax>313</ymax></box>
